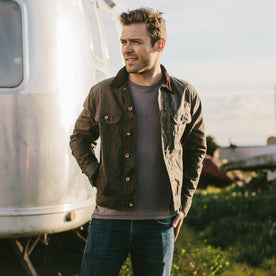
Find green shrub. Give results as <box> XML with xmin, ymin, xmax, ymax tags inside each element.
<box><xmin>186</xmin><ymin>175</ymin><xmax>276</xmax><ymax>267</ymax></box>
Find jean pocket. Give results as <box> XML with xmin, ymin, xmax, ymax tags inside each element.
<box><xmin>154</xmin><ymin>218</ymin><xmax>173</xmax><ymax>227</ymax></box>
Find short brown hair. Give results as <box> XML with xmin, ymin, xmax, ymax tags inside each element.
<box><xmin>120</xmin><ymin>8</ymin><xmax>167</xmax><ymax>46</ymax></box>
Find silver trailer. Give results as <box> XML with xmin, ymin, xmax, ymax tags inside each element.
<box><xmin>0</xmin><ymin>0</ymin><xmax>122</xmax><ymax>239</ymax></box>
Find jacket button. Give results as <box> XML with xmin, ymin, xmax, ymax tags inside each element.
<box><xmin>124</xmin><ymin>153</ymin><xmax>130</xmax><ymax>158</ymax></box>
<box><xmin>128</xmin><ymin>106</ymin><xmax>133</xmax><ymax>111</ymax></box>
<box><xmin>129</xmin><ymin>202</ymin><xmax>134</xmax><ymax>207</ymax></box>
<box><xmin>104</xmin><ymin>115</ymin><xmax>109</xmax><ymax>120</ymax></box>
<box><xmin>125</xmin><ymin>176</ymin><xmax>130</xmax><ymax>182</ymax></box>
<box><xmin>126</xmin><ymin>130</ymin><xmax>131</xmax><ymax>136</ymax></box>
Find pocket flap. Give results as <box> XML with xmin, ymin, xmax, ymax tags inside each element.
<box><xmin>99</xmin><ymin>112</ymin><xmax>121</xmax><ymax>124</ymax></box>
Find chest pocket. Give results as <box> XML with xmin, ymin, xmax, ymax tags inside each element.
<box><xmin>172</xmin><ymin>102</ymin><xmax>191</xmax><ymax>125</ymax></box>
<box><xmin>95</xmin><ymin>112</ymin><xmax>122</xmax><ymax>145</ymax></box>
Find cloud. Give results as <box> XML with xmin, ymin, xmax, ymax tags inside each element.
<box><xmin>202</xmin><ymin>93</ymin><xmax>274</xmax><ymax>146</ymax></box>
<box><xmin>165</xmin><ymin>58</ymin><xmax>276</xmax><ymax>86</ymax></box>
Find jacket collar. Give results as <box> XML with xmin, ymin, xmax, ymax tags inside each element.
<box><xmin>110</xmin><ymin>65</ymin><xmax>173</xmax><ymax>93</ymax></box>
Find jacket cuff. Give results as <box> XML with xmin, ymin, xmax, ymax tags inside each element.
<box><xmin>86</xmin><ymin>162</ymin><xmax>100</xmax><ymax>187</ymax></box>
<box><xmin>180</xmin><ymin>197</ymin><xmax>192</xmax><ymax>218</ymax></box>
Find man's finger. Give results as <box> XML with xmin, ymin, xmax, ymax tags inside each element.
<box><xmin>172</xmin><ymin>212</ymin><xmax>184</xmax><ymax>241</ymax></box>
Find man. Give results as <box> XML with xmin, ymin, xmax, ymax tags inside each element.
<box><xmin>70</xmin><ymin>8</ymin><xmax>206</xmax><ymax>276</ymax></box>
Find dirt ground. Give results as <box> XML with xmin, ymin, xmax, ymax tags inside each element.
<box><xmin>0</xmin><ymin>226</ymin><xmax>88</xmax><ymax>276</ymax></box>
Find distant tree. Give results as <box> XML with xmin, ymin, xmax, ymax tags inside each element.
<box><xmin>206</xmin><ymin>135</ymin><xmax>220</xmax><ymax>156</ymax></box>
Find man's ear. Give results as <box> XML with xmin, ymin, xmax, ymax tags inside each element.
<box><xmin>154</xmin><ymin>38</ymin><xmax>166</xmax><ymax>52</ymax></box>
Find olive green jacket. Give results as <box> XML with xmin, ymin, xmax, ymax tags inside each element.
<box><xmin>70</xmin><ymin>66</ymin><xmax>206</xmax><ymax>217</ymax></box>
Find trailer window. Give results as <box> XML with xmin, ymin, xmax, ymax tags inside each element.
<box><xmin>85</xmin><ymin>0</ymin><xmax>103</xmax><ymax>59</ymax></box>
<box><xmin>99</xmin><ymin>8</ymin><xmax>122</xmax><ymax>68</ymax></box>
<box><xmin>0</xmin><ymin>0</ymin><xmax>23</xmax><ymax>88</ymax></box>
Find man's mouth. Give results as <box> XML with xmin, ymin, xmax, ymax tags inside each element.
<box><xmin>125</xmin><ymin>57</ymin><xmax>137</xmax><ymax>64</ymax></box>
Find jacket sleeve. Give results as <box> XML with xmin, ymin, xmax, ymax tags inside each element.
<box><xmin>181</xmin><ymin>87</ymin><xmax>207</xmax><ymax>217</ymax></box>
<box><xmin>69</xmin><ymin>86</ymin><xmax>100</xmax><ymax>186</ymax></box>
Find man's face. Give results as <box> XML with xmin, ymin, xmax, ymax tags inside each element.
<box><xmin>120</xmin><ymin>23</ymin><xmax>158</xmax><ymax>74</ymax></box>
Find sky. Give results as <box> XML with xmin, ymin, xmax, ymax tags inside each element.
<box><xmin>117</xmin><ymin>0</ymin><xmax>276</xmax><ymax>146</ymax></box>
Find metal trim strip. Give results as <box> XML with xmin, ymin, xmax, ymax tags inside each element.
<box><xmin>0</xmin><ymin>199</ymin><xmax>93</xmax><ymax>216</ymax></box>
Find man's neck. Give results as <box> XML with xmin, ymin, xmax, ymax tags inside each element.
<box><xmin>129</xmin><ymin>65</ymin><xmax>162</xmax><ymax>86</ymax></box>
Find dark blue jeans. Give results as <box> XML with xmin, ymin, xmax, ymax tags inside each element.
<box><xmin>80</xmin><ymin>218</ymin><xmax>174</xmax><ymax>276</ymax></box>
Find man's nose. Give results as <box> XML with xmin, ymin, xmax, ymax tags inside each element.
<box><xmin>123</xmin><ymin>43</ymin><xmax>133</xmax><ymax>53</ymax></box>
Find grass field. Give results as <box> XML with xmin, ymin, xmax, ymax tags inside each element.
<box><xmin>120</xmin><ymin>173</ymin><xmax>276</xmax><ymax>275</ymax></box>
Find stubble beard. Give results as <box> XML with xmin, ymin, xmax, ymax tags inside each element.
<box><xmin>125</xmin><ymin>57</ymin><xmax>151</xmax><ymax>75</ymax></box>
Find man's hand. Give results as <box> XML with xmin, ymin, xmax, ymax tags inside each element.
<box><xmin>172</xmin><ymin>212</ymin><xmax>184</xmax><ymax>242</ymax></box>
